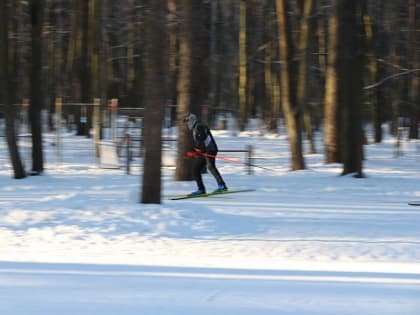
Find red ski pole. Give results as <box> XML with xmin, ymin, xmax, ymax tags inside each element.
<box><xmin>196</xmin><ymin>150</ymin><xmax>274</xmax><ymax>172</ymax></box>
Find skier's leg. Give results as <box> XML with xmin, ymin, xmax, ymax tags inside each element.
<box><xmin>193</xmin><ymin>156</ymin><xmax>207</xmax><ymax>192</ymax></box>
<box><xmin>206</xmin><ymin>156</ymin><xmax>226</xmax><ymax>188</ymax></box>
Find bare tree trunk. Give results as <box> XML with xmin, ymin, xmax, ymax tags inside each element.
<box><xmin>190</xmin><ymin>1</ymin><xmax>209</xmax><ymax>121</ymax></box>
<box><xmin>126</xmin><ymin>0</ymin><xmax>136</xmax><ymax>98</ymax></box>
<box><xmin>219</xmin><ymin>0</ymin><xmax>238</xmax><ymax>117</ymax></box>
<box><xmin>141</xmin><ymin>0</ymin><xmax>166</xmax><ymax>204</ymax></box>
<box><xmin>238</xmin><ymin>0</ymin><xmax>247</xmax><ymax>130</ymax></box>
<box><xmin>108</xmin><ymin>0</ymin><xmax>128</xmax><ymax>105</ymax></box>
<box><xmin>408</xmin><ymin>0</ymin><xmax>419</xmax><ymax>139</ymax></box>
<box><xmin>89</xmin><ymin>0</ymin><xmax>107</xmax><ymax>157</ymax></box>
<box><xmin>98</xmin><ymin>0</ymin><xmax>107</xmax><ymax>147</ymax></box>
<box><xmin>387</xmin><ymin>1</ymin><xmax>401</xmax><ymax>137</ymax></box>
<box><xmin>79</xmin><ymin>0</ymin><xmax>91</xmax><ymax>137</ymax></box>
<box><xmin>276</xmin><ymin>0</ymin><xmax>305</xmax><ymax>170</ymax></box>
<box><xmin>29</xmin><ymin>0</ymin><xmax>45</xmax><ymax>175</ymax></box>
<box><xmin>264</xmin><ymin>40</ymin><xmax>274</xmax><ymax>129</ymax></box>
<box><xmin>175</xmin><ymin>0</ymin><xmax>194</xmax><ymax>181</ymax></box>
<box><xmin>99</xmin><ymin>0</ymin><xmax>107</xmax><ymax>108</ymax></box>
<box><xmin>263</xmin><ymin>8</ymin><xmax>280</xmax><ymax>132</ymax></box>
<box><xmin>1</xmin><ymin>0</ymin><xmax>26</xmax><ymax>179</ymax></box>
<box><xmin>317</xmin><ymin>0</ymin><xmax>327</xmax><ymax>80</ymax></box>
<box><xmin>339</xmin><ymin>0</ymin><xmax>365</xmax><ymax>177</ymax></box>
<box><xmin>324</xmin><ymin>0</ymin><xmax>340</xmax><ymax>163</ymax></box>
<box><xmin>254</xmin><ymin>0</ymin><xmax>265</xmax><ymax>121</ymax></box>
<box><xmin>209</xmin><ymin>0</ymin><xmax>219</xmax><ymax>122</ymax></box>
<box><xmin>365</xmin><ymin>0</ymin><xmax>386</xmax><ymax>143</ymax></box>
<box><xmin>296</xmin><ymin>0</ymin><xmax>316</xmax><ymax>154</ymax></box>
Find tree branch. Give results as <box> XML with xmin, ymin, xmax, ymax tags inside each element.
<box><xmin>364</xmin><ymin>69</ymin><xmax>420</xmax><ymax>90</ymax></box>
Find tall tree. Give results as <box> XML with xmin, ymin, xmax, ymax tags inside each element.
<box><xmin>219</xmin><ymin>0</ymin><xmax>238</xmax><ymax>118</ymax></box>
<box><xmin>175</xmin><ymin>0</ymin><xmax>194</xmax><ymax>181</ymax></box>
<box><xmin>388</xmin><ymin>0</ymin><xmax>404</xmax><ymax>138</ymax></box>
<box><xmin>1</xmin><ymin>0</ymin><xmax>26</xmax><ymax>179</ymax></box>
<box><xmin>338</xmin><ymin>0</ymin><xmax>365</xmax><ymax>177</ymax></box>
<box><xmin>365</xmin><ymin>0</ymin><xmax>387</xmax><ymax>143</ymax></box>
<box><xmin>263</xmin><ymin>4</ymin><xmax>280</xmax><ymax>131</ymax></box>
<box><xmin>29</xmin><ymin>0</ymin><xmax>46</xmax><ymax>175</ymax></box>
<box><xmin>78</xmin><ymin>0</ymin><xmax>91</xmax><ymax>136</ymax></box>
<box><xmin>324</xmin><ymin>0</ymin><xmax>340</xmax><ymax>163</ymax></box>
<box><xmin>253</xmin><ymin>0</ymin><xmax>265</xmax><ymax>120</ymax></box>
<box><xmin>276</xmin><ymin>0</ymin><xmax>305</xmax><ymax>170</ymax></box>
<box><xmin>296</xmin><ymin>0</ymin><xmax>316</xmax><ymax>154</ymax></box>
<box><xmin>238</xmin><ymin>0</ymin><xmax>247</xmax><ymax>130</ymax></box>
<box><xmin>208</xmin><ymin>0</ymin><xmax>219</xmax><ymax>121</ymax></box>
<box><xmin>408</xmin><ymin>0</ymin><xmax>419</xmax><ymax>140</ymax></box>
<box><xmin>190</xmin><ymin>0</ymin><xmax>210</xmax><ymax>122</ymax></box>
<box><xmin>141</xmin><ymin>0</ymin><xmax>167</xmax><ymax>204</ymax></box>
<box><xmin>168</xmin><ymin>0</ymin><xmax>179</xmax><ymax>115</ymax></box>
<box><xmin>98</xmin><ymin>0</ymin><xmax>107</xmax><ymax>143</ymax></box>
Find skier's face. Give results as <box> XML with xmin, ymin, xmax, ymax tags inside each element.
<box><xmin>184</xmin><ymin>114</ymin><xmax>196</xmax><ymax>130</ymax></box>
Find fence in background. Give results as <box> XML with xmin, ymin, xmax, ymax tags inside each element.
<box><xmin>120</xmin><ymin>133</ymin><xmax>253</xmax><ymax>175</ymax></box>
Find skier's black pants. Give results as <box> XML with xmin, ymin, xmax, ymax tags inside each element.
<box><xmin>193</xmin><ymin>152</ymin><xmax>225</xmax><ymax>192</ymax></box>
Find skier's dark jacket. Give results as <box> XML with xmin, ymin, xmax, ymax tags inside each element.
<box><xmin>192</xmin><ymin>122</ymin><xmax>218</xmax><ymax>154</ymax></box>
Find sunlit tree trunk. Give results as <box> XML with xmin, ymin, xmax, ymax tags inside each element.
<box><xmin>238</xmin><ymin>0</ymin><xmax>247</xmax><ymax>130</ymax></box>
<box><xmin>254</xmin><ymin>0</ymin><xmax>265</xmax><ymax>121</ymax></box>
<box><xmin>276</xmin><ymin>0</ymin><xmax>305</xmax><ymax>170</ymax></box>
<box><xmin>324</xmin><ymin>0</ymin><xmax>340</xmax><ymax>163</ymax></box>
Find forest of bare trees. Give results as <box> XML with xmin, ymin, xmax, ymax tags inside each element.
<box><xmin>0</xmin><ymin>0</ymin><xmax>418</xmax><ymax>202</ymax></box>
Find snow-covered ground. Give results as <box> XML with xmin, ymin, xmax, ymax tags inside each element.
<box><xmin>1</xmin><ymin>124</ymin><xmax>419</xmax><ymax>315</ymax></box>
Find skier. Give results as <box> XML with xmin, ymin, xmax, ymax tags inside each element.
<box><xmin>184</xmin><ymin>113</ymin><xmax>228</xmax><ymax>195</ymax></box>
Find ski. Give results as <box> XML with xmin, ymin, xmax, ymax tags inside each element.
<box><xmin>408</xmin><ymin>201</ymin><xmax>420</xmax><ymax>206</ymax></box>
<box><xmin>169</xmin><ymin>189</ymin><xmax>255</xmax><ymax>200</ymax></box>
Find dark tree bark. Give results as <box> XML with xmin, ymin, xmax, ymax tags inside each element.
<box><xmin>175</xmin><ymin>0</ymin><xmax>194</xmax><ymax>181</ymax></box>
<box><xmin>219</xmin><ymin>0</ymin><xmax>238</xmax><ymax>117</ymax></box>
<box><xmin>253</xmin><ymin>0</ymin><xmax>265</xmax><ymax>120</ymax></box>
<box><xmin>95</xmin><ymin>0</ymin><xmax>107</xmax><ymax>153</ymax></box>
<box><xmin>209</xmin><ymin>0</ymin><xmax>219</xmax><ymax>122</ymax></box>
<box><xmin>365</xmin><ymin>0</ymin><xmax>386</xmax><ymax>143</ymax></box>
<box><xmin>338</xmin><ymin>0</ymin><xmax>365</xmax><ymax>177</ymax></box>
<box><xmin>191</xmin><ymin>0</ymin><xmax>210</xmax><ymax>121</ymax></box>
<box><xmin>408</xmin><ymin>0</ymin><xmax>419</xmax><ymax>140</ymax></box>
<box><xmin>29</xmin><ymin>0</ymin><xmax>45</xmax><ymax>175</ymax></box>
<box><xmin>167</xmin><ymin>0</ymin><xmax>178</xmax><ymax>123</ymax></box>
<box><xmin>78</xmin><ymin>0</ymin><xmax>91</xmax><ymax>137</ymax></box>
<box><xmin>141</xmin><ymin>0</ymin><xmax>167</xmax><ymax>204</ymax></box>
<box><xmin>1</xmin><ymin>0</ymin><xmax>26</xmax><ymax>179</ymax></box>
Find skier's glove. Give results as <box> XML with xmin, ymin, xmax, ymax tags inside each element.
<box><xmin>186</xmin><ymin>150</ymin><xmax>197</xmax><ymax>158</ymax></box>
